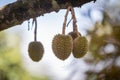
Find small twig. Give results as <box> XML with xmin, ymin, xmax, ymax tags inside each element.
<box><xmin>31</xmin><ymin>19</ymin><xmax>35</xmax><ymax>30</ymax></box>
<box><xmin>66</xmin><ymin>18</ymin><xmax>72</xmax><ymax>27</ymax></box>
<box><xmin>28</xmin><ymin>20</ymin><xmax>30</xmax><ymax>30</ymax></box>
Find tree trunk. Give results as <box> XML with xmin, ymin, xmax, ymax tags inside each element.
<box><xmin>0</xmin><ymin>0</ymin><xmax>96</xmax><ymax>31</ymax></box>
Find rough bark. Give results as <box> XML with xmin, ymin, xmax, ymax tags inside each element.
<box><xmin>0</xmin><ymin>0</ymin><xmax>96</xmax><ymax>31</ymax></box>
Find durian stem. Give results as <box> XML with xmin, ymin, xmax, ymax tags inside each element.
<box><xmin>70</xmin><ymin>6</ymin><xmax>78</xmax><ymax>33</ymax></box>
<box><xmin>33</xmin><ymin>18</ymin><xmax>37</xmax><ymax>41</ymax></box>
<box><xmin>69</xmin><ymin>6</ymin><xmax>80</xmax><ymax>37</ymax></box>
<box><xmin>62</xmin><ymin>6</ymin><xmax>78</xmax><ymax>35</ymax></box>
<box><xmin>62</xmin><ymin>7</ymin><xmax>69</xmax><ymax>35</ymax></box>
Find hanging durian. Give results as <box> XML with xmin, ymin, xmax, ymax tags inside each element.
<box><xmin>52</xmin><ymin>34</ymin><xmax>73</xmax><ymax>60</ymax></box>
<box><xmin>52</xmin><ymin>24</ymin><xmax>73</xmax><ymax>60</ymax></box>
<box><xmin>52</xmin><ymin>7</ymin><xmax>73</xmax><ymax>60</ymax></box>
<box><xmin>28</xmin><ymin>41</ymin><xmax>44</xmax><ymax>61</ymax></box>
<box><xmin>68</xmin><ymin>6</ymin><xmax>88</xmax><ymax>58</ymax></box>
<box><xmin>28</xmin><ymin>18</ymin><xmax>44</xmax><ymax>62</ymax></box>
<box><xmin>72</xmin><ymin>36</ymin><xmax>88</xmax><ymax>58</ymax></box>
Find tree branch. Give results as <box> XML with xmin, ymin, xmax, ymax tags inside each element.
<box><xmin>0</xmin><ymin>0</ymin><xmax>96</xmax><ymax>31</ymax></box>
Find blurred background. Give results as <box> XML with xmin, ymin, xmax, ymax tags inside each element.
<box><xmin>0</xmin><ymin>0</ymin><xmax>120</xmax><ymax>80</ymax></box>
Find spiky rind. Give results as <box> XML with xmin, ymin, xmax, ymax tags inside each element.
<box><xmin>28</xmin><ymin>41</ymin><xmax>44</xmax><ymax>62</ymax></box>
<box><xmin>72</xmin><ymin>36</ymin><xmax>88</xmax><ymax>58</ymax></box>
<box><xmin>52</xmin><ymin>34</ymin><xmax>73</xmax><ymax>60</ymax></box>
<box><xmin>68</xmin><ymin>31</ymin><xmax>81</xmax><ymax>40</ymax></box>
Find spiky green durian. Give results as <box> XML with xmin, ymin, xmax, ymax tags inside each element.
<box><xmin>52</xmin><ymin>34</ymin><xmax>73</xmax><ymax>60</ymax></box>
<box><xmin>68</xmin><ymin>31</ymin><xmax>81</xmax><ymax>40</ymax></box>
<box><xmin>28</xmin><ymin>41</ymin><xmax>44</xmax><ymax>62</ymax></box>
<box><xmin>72</xmin><ymin>36</ymin><xmax>88</xmax><ymax>58</ymax></box>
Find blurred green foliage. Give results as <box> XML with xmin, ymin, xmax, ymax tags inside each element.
<box><xmin>85</xmin><ymin>20</ymin><xmax>120</xmax><ymax>80</ymax></box>
<box><xmin>0</xmin><ymin>32</ymin><xmax>49</xmax><ymax>80</ymax></box>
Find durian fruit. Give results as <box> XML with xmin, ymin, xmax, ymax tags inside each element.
<box><xmin>68</xmin><ymin>31</ymin><xmax>81</xmax><ymax>40</ymax></box>
<box><xmin>72</xmin><ymin>36</ymin><xmax>88</xmax><ymax>58</ymax></box>
<box><xmin>52</xmin><ymin>34</ymin><xmax>73</xmax><ymax>60</ymax></box>
<box><xmin>28</xmin><ymin>41</ymin><xmax>44</xmax><ymax>62</ymax></box>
